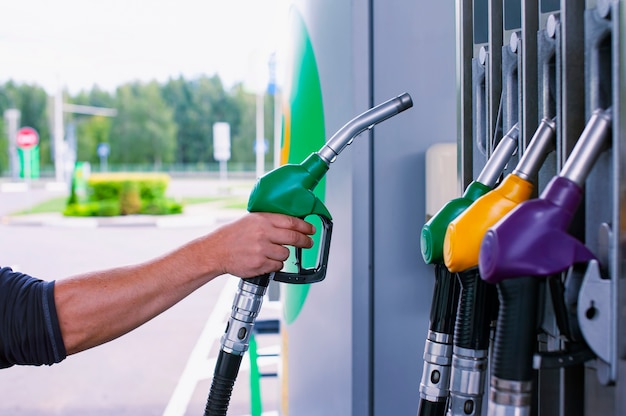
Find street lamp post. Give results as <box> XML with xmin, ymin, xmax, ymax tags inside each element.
<box><xmin>52</xmin><ymin>86</ymin><xmax>117</xmax><ymax>185</ymax></box>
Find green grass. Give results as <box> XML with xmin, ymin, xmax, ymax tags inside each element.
<box><xmin>223</xmin><ymin>199</ymin><xmax>248</xmax><ymax>210</ymax></box>
<box><xmin>182</xmin><ymin>195</ymin><xmax>248</xmax><ymax>210</ymax></box>
<box><xmin>13</xmin><ymin>196</ymin><xmax>68</xmax><ymax>215</ymax></box>
<box><xmin>179</xmin><ymin>196</ymin><xmax>221</xmax><ymax>204</ymax></box>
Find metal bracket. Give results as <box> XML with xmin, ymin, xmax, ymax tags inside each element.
<box><xmin>577</xmin><ymin>259</ymin><xmax>615</xmax><ymax>384</ymax></box>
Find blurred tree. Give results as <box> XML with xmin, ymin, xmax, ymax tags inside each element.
<box><xmin>0</xmin><ymin>81</ymin><xmax>52</xmax><ymax>167</ymax></box>
<box><xmin>73</xmin><ymin>85</ymin><xmax>116</xmax><ymax>109</ymax></box>
<box><xmin>162</xmin><ymin>75</ymin><xmax>242</xmax><ymax>165</ymax></box>
<box><xmin>76</xmin><ymin>116</ymin><xmax>112</xmax><ymax>164</ymax></box>
<box><xmin>0</xmin><ymin>76</ymin><xmax>270</xmax><ymax>175</ymax></box>
<box><xmin>230</xmin><ymin>84</ymin><xmax>256</xmax><ymax>164</ymax></box>
<box><xmin>70</xmin><ymin>87</ymin><xmax>115</xmax><ymax>165</ymax></box>
<box><xmin>162</xmin><ymin>76</ymin><xmax>210</xmax><ymax>164</ymax></box>
<box><xmin>110</xmin><ymin>82</ymin><xmax>177</xmax><ymax>168</ymax></box>
<box><xmin>228</xmin><ymin>84</ymin><xmax>276</xmax><ymax>166</ymax></box>
<box><xmin>0</xmin><ymin>118</ymin><xmax>7</xmax><ymax>174</ymax></box>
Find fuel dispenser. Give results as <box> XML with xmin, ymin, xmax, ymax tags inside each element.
<box><xmin>449</xmin><ymin>0</ymin><xmax>623</xmax><ymax>415</ymax></box>
<box><xmin>203</xmin><ymin>93</ymin><xmax>413</xmax><ymax>416</ymax></box>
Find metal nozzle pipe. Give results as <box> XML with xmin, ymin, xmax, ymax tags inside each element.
<box><xmin>560</xmin><ymin>108</ymin><xmax>612</xmax><ymax>187</ymax></box>
<box><xmin>512</xmin><ymin>117</ymin><xmax>557</xmax><ymax>181</ymax></box>
<box><xmin>476</xmin><ymin>123</ymin><xmax>520</xmax><ymax>188</ymax></box>
<box><xmin>317</xmin><ymin>93</ymin><xmax>413</xmax><ymax>163</ymax></box>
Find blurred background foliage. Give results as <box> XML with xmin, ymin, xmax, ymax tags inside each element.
<box><xmin>0</xmin><ymin>75</ymin><xmax>277</xmax><ymax>175</ymax></box>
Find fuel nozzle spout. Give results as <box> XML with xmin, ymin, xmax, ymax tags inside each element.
<box><xmin>475</xmin><ymin>123</ymin><xmax>520</xmax><ymax>188</ymax></box>
<box><xmin>560</xmin><ymin>108</ymin><xmax>612</xmax><ymax>187</ymax></box>
<box><xmin>512</xmin><ymin>117</ymin><xmax>557</xmax><ymax>181</ymax></box>
<box><xmin>317</xmin><ymin>92</ymin><xmax>413</xmax><ymax>164</ymax></box>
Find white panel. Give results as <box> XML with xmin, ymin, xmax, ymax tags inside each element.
<box><xmin>425</xmin><ymin>142</ymin><xmax>459</xmax><ymax>218</ymax></box>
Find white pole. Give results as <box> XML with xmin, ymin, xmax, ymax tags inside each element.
<box><xmin>219</xmin><ymin>160</ymin><xmax>227</xmax><ymax>183</ymax></box>
<box><xmin>23</xmin><ymin>151</ymin><xmax>31</xmax><ymax>181</ymax></box>
<box><xmin>54</xmin><ymin>85</ymin><xmax>65</xmax><ymax>183</ymax></box>
<box><xmin>255</xmin><ymin>92</ymin><xmax>265</xmax><ymax>178</ymax></box>
<box><xmin>4</xmin><ymin>109</ymin><xmax>20</xmax><ymax>180</ymax></box>
<box><xmin>273</xmin><ymin>91</ymin><xmax>282</xmax><ymax>168</ymax></box>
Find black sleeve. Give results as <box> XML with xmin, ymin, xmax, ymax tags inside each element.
<box><xmin>0</xmin><ymin>267</ymin><xmax>67</xmax><ymax>368</ymax></box>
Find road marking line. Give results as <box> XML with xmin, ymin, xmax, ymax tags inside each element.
<box><xmin>162</xmin><ymin>276</ymin><xmax>239</xmax><ymax>416</ymax></box>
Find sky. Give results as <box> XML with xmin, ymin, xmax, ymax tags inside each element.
<box><xmin>0</xmin><ymin>0</ymin><xmax>290</xmax><ymax>94</ymax></box>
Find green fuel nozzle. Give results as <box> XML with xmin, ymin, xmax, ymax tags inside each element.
<box><xmin>247</xmin><ymin>92</ymin><xmax>413</xmax><ymax>284</ymax></box>
<box><xmin>420</xmin><ymin>123</ymin><xmax>519</xmax><ymax>264</ymax></box>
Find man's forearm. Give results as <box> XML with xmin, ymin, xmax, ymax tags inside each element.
<box><xmin>54</xmin><ymin>238</ymin><xmax>218</xmax><ymax>355</ymax></box>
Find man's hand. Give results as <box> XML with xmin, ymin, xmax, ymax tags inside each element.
<box><xmin>206</xmin><ymin>212</ymin><xmax>315</xmax><ymax>278</ymax></box>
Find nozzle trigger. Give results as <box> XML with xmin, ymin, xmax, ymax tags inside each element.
<box><xmin>274</xmin><ymin>215</ymin><xmax>333</xmax><ymax>284</ymax></box>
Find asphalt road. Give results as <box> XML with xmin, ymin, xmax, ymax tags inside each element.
<box><xmin>0</xmin><ymin>178</ymin><xmax>280</xmax><ymax>416</ymax></box>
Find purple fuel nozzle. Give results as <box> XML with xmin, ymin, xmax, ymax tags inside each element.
<box><xmin>478</xmin><ymin>109</ymin><xmax>612</xmax><ymax>284</ymax></box>
<box><xmin>478</xmin><ymin>177</ymin><xmax>596</xmax><ymax>283</ymax></box>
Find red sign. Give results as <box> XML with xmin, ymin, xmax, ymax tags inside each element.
<box><xmin>16</xmin><ymin>127</ymin><xmax>39</xmax><ymax>149</ymax></box>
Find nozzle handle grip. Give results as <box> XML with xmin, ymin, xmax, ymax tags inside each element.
<box><xmin>454</xmin><ymin>269</ymin><xmax>496</xmax><ymax>351</ymax></box>
<box><xmin>488</xmin><ymin>277</ymin><xmax>538</xmax><ymax>413</ymax></box>
<box><xmin>492</xmin><ymin>276</ymin><xmax>538</xmax><ymax>382</ymax></box>
<box><xmin>428</xmin><ymin>264</ymin><xmax>461</xmax><ymax>335</ymax></box>
<box><xmin>274</xmin><ymin>215</ymin><xmax>333</xmax><ymax>284</ymax></box>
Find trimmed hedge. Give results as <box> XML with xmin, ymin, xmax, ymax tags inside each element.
<box><xmin>64</xmin><ymin>173</ymin><xmax>183</xmax><ymax>217</ymax></box>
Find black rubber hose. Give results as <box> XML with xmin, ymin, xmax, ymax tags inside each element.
<box><xmin>204</xmin><ymin>274</ymin><xmax>270</xmax><ymax>416</ymax></box>
<box><xmin>204</xmin><ymin>350</ymin><xmax>244</xmax><ymax>416</ymax></box>
<box><xmin>418</xmin><ymin>398</ymin><xmax>447</xmax><ymax>416</ymax></box>
<box><xmin>492</xmin><ymin>276</ymin><xmax>539</xmax><ymax>381</ymax></box>
<box><xmin>430</xmin><ymin>264</ymin><xmax>461</xmax><ymax>334</ymax></box>
<box><xmin>418</xmin><ymin>265</ymin><xmax>460</xmax><ymax>416</ymax></box>
<box><xmin>454</xmin><ymin>268</ymin><xmax>496</xmax><ymax>350</ymax></box>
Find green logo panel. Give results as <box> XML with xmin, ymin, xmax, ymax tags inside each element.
<box><xmin>282</xmin><ymin>7</ymin><xmax>325</xmax><ymax>324</ymax></box>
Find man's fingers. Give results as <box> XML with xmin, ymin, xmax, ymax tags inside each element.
<box><xmin>270</xmin><ymin>228</ymin><xmax>314</xmax><ymax>248</ymax></box>
<box><xmin>265</xmin><ymin>259</ymin><xmax>285</xmax><ymax>273</ymax></box>
<box><xmin>263</xmin><ymin>213</ymin><xmax>316</xmax><ymax>235</ymax></box>
<box><xmin>267</xmin><ymin>245</ymin><xmax>291</xmax><ymax>262</ymax></box>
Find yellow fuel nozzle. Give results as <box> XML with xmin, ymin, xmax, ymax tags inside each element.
<box><xmin>443</xmin><ymin>118</ymin><xmax>556</xmax><ymax>273</ymax></box>
<box><xmin>443</xmin><ymin>174</ymin><xmax>534</xmax><ymax>272</ymax></box>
